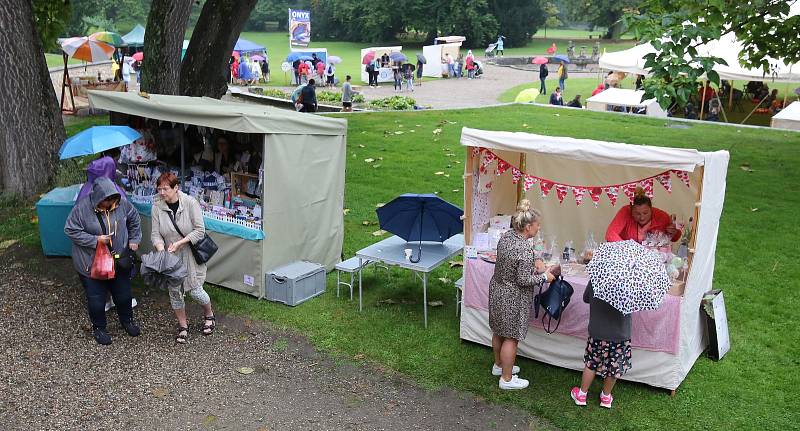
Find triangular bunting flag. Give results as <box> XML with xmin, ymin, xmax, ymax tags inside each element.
<box><xmin>511</xmin><ymin>167</ymin><xmax>522</xmax><ymax>184</ymax></box>
<box><xmin>472</xmin><ymin>147</ymin><xmax>481</xmax><ymax>157</ymax></box>
<box><xmin>639</xmin><ymin>178</ymin><xmax>654</xmax><ymax>198</ymax></box>
<box><xmin>673</xmin><ymin>170</ymin><xmax>690</xmax><ymax>188</ymax></box>
<box><xmin>604</xmin><ymin>186</ymin><xmax>619</xmax><ymax>206</ymax></box>
<box><xmin>572</xmin><ymin>187</ymin><xmax>586</xmax><ymax>206</ymax></box>
<box><xmin>540</xmin><ymin>180</ymin><xmax>554</xmax><ymax>198</ymax></box>
<box><xmin>622</xmin><ymin>183</ymin><xmax>638</xmax><ymax>202</ymax></box>
<box><xmin>589</xmin><ymin>187</ymin><xmax>602</xmax><ymax>207</ymax></box>
<box><xmin>555</xmin><ymin>184</ymin><xmax>569</xmax><ymax>203</ymax></box>
<box><xmin>657</xmin><ymin>172</ymin><xmax>672</xmax><ymax>193</ymax></box>
<box><xmin>480</xmin><ymin>151</ymin><xmax>497</xmax><ymax>172</ymax></box>
<box><xmin>496</xmin><ymin>159</ymin><xmax>511</xmax><ymax>176</ymax></box>
<box><xmin>523</xmin><ymin>175</ymin><xmax>538</xmax><ymax>191</ymax></box>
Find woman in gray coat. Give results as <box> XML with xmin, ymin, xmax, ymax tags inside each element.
<box><xmin>151</xmin><ymin>172</ymin><xmax>215</xmax><ymax>344</ymax></box>
<box><xmin>64</xmin><ymin>177</ymin><xmax>142</xmax><ymax>345</ymax></box>
<box><xmin>489</xmin><ymin>199</ymin><xmax>558</xmax><ymax>390</ymax></box>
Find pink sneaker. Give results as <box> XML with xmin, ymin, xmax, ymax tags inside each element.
<box><xmin>600</xmin><ymin>392</ymin><xmax>614</xmax><ymax>408</ymax></box>
<box><xmin>570</xmin><ymin>387</ymin><xmax>587</xmax><ymax>406</ymax></box>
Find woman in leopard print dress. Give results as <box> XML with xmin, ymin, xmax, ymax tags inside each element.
<box><xmin>489</xmin><ymin>200</ymin><xmax>558</xmax><ymax>390</ymax></box>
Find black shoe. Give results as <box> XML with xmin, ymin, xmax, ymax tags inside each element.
<box><xmin>122</xmin><ymin>320</ymin><xmax>141</xmax><ymax>337</ymax></box>
<box><xmin>93</xmin><ymin>327</ymin><xmax>112</xmax><ymax>345</ymax></box>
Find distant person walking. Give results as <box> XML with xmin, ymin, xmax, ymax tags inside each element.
<box><xmin>539</xmin><ymin>63</ymin><xmax>549</xmax><ymax>95</ymax></box>
<box><xmin>496</xmin><ymin>35</ymin><xmax>505</xmax><ymax>56</ymax></box>
<box><xmin>558</xmin><ymin>61</ymin><xmax>568</xmax><ymax>91</ymax></box>
<box><xmin>416</xmin><ymin>58</ymin><xmax>424</xmax><ymax>85</ymax></box>
<box><xmin>341</xmin><ymin>75</ymin><xmax>358</xmax><ymax>112</ymax></box>
<box><xmin>465</xmin><ymin>50</ymin><xmax>476</xmax><ymax>79</ymax></box>
<box><xmin>299</xmin><ymin>79</ymin><xmax>318</xmax><ymax>112</ymax></box>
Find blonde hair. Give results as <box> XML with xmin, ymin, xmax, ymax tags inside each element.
<box><xmin>511</xmin><ymin>199</ymin><xmax>542</xmax><ymax>231</ymax></box>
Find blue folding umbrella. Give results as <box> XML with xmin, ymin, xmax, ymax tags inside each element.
<box><xmin>554</xmin><ymin>54</ymin><xmax>570</xmax><ymax>63</ymax></box>
<box><xmin>286</xmin><ymin>52</ymin><xmax>313</xmax><ymax>62</ymax></box>
<box><xmin>389</xmin><ymin>51</ymin><xmax>407</xmax><ymax>62</ymax></box>
<box><xmin>376</xmin><ymin>194</ymin><xmax>463</xmax><ymax>263</ymax></box>
<box><xmin>58</xmin><ymin>126</ymin><xmax>142</xmax><ymax>160</ymax></box>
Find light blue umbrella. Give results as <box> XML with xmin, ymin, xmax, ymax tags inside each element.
<box><xmin>389</xmin><ymin>51</ymin><xmax>406</xmax><ymax>62</ymax></box>
<box><xmin>59</xmin><ymin>126</ymin><xmax>142</xmax><ymax>160</ymax></box>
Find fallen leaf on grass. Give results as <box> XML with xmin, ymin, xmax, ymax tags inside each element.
<box><xmin>449</xmin><ymin>260</ymin><xmax>464</xmax><ymax>268</ymax></box>
<box><xmin>362</xmin><ymin>220</ymin><xmax>371</xmax><ymax>226</ymax></box>
<box><xmin>433</xmin><ymin>128</ymin><xmax>442</xmax><ymax>135</ymax></box>
<box><xmin>237</xmin><ymin>367</ymin><xmax>255</xmax><ymax>375</ymax></box>
<box><xmin>751</xmin><ymin>208</ymin><xmax>759</xmax><ymax>212</ymax></box>
<box><xmin>740</xmin><ymin>164</ymin><xmax>754</xmax><ymax>172</ymax></box>
<box><xmin>415</xmin><ymin>124</ymin><xmax>422</xmax><ymax>127</ymax></box>
<box><xmin>364</xmin><ymin>158</ymin><xmax>375</xmax><ymax>163</ymax></box>
<box><xmin>343</xmin><ymin>208</ymin><xmax>351</xmax><ymax>215</ymax></box>
<box><xmin>522</xmin><ymin>123</ymin><xmax>529</xmax><ymax>128</ymax></box>
<box><xmin>410</xmin><ymin>130</ymin><xmax>416</xmax><ymax>133</ymax></box>
<box><xmin>375</xmin><ymin>203</ymin><xmax>385</xmax><ymax>208</ymax></box>
<box><xmin>358</xmin><ymin>144</ymin><xmax>365</xmax><ymax>148</ymax></box>
<box><xmin>452</xmin><ymin>189</ymin><xmax>460</xmax><ymax>192</ymax></box>
<box><xmin>428</xmin><ymin>300</ymin><xmax>444</xmax><ymax>307</ymax></box>
<box><xmin>446</xmin><ymin>153</ymin><xmax>456</xmax><ymax>157</ymax></box>
<box><xmin>434</xmin><ymin>171</ymin><xmax>445</xmax><ymax>175</ymax></box>
<box><xmin>398</xmin><ymin>124</ymin><xmax>404</xmax><ymax>128</ymax></box>
<box><xmin>373</xmin><ymin>164</ymin><xmax>381</xmax><ymax>168</ymax></box>
<box><xmin>554</xmin><ymin>113</ymin><xmax>560</xmax><ymax>117</ymax></box>
<box><xmin>394</xmin><ymin>131</ymin><xmax>404</xmax><ymax>135</ymax></box>
<box><xmin>438</xmin><ymin>277</ymin><xmax>451</xmax><ymax>284</ymax></box>
<box><xmin>372</xmin><ymin>229</ymin><xmax>387</xmax><ymax>236</ymax></box>
<box><xmin>454</xmin><ymin>160</ymin><xmax>461</xmax><ymax>164</ymax></box>
<box><xmin>444</xmin><ymin>174</ymin><xmax>450</xmax><ymax>178</ymax></box>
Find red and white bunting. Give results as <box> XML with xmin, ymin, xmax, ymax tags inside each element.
<box><xmin>523</xmin><ymin>175</ymin><xmax>538</xmax><ymax>191</ymax></box>
<box><xmin>511</xmin><ymin>167</ymin><xmax>522</xmax><ymax>184</ymax></box>
<box><xmin>622</xmin><ymin>183</ymin><xmax>638</xmax><ymax>202</ymax></box>
<box><xmin>572</xmin><ymin>186</ymin><xmax>586</xmax><ymax>206</ymax></box>
<box><xmin>540</xmin><ymin>180</ymin><xmax>554</xmax><ymax>197</ymax></box>
<box><xmin>673</xmin><ymin>170</ymin><xmax>690</xmax><ymax>188</ymax></box>
<box><xmin>496</xmin><ymin>159</ymin><xmax>511</xmax><ymax>176</ymax></box>
<box><xmin>480</xmin><ymin>151</ymin><xmax>497</xmax><ymax>173</ymax></box>
<box><xmin>604</xmin><ymin>186</ymin><xmax>619</xmax><ymax>206</ymax></box>
<box><xmin>656</xmin><ymin>172</ymin><xmax>672</xmax><ymax>193</ymax></box>
<box><xmin>639</xmin><ymin>178</ymin><xmax>654</xmax><ymax>198</ymax></box>
<box><xmin>589</xmin><ymin>187</ymin><xmax>602</xmax><ymax>207</ymax></box>
<box><xmin>555</xmin><ymin>184</ymin><xmax>569</xmax><ymax>203</ymax></box>
<box><xmin>472</xmin><ymin>147</ymin><xmax>481</xmax><ymax>157</ymax></box>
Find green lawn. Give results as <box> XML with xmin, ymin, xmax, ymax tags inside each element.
<box><xmin>45</xmin><ymin>53</ymin><xmax>82</xmax><ymax>68</ymax></box>
<box><xmin>4</xmin><ymin>105</ymin><xmax>799</xmax><ymax>431</ymax></box>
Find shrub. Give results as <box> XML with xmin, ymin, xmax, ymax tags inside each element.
<box><xmin>368</xmin><ymin>96</ymin><xmax>416</xmax><ymax>111</ymax></box>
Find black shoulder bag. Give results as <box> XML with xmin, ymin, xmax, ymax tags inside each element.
<box><xmin>167</xmin><ymin>210</ymin><xmax>218</xmax><ymax>265</ymax></box>
<box><xmin>533</xmin><ymin>275</ymin><xmax>574</xmax><ymax>334</ymax></box>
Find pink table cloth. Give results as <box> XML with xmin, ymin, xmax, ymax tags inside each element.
<box><xmin>463</xmin><ymin>257</ymin><xmax>682</xmax><ymax>354</ymax></box>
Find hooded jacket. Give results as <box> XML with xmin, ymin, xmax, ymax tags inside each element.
<box><xmin>64</xmin><ymin>177</ymin><xmax>142</xmax><ymax>278</ymax></box>
<box><xmin>76</xmin><ymin>156</ymin><xmax>126</xmax><ymax>201</ymax></box>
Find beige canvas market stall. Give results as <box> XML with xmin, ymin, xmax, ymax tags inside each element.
<box><xmin>360</xmin><ymin>45</ymin><xmax>402</xmax><ymax>84</ymax></box>
<box><xmin>771</xmin><ymin>101</ymin><xmax>800</xmax><ymax>130</ymax></box>
<box><xmin>89</xmin><ymin>91</ymin><xmax>347</xmax><ymax>298</ymax></box>
<box><xmin>458</xmin><ymin>127</ymin><xmax>729</xmax><ymax>391</ymax></box>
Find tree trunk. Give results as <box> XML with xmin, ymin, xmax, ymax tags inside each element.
<box><xmin>141</xmin><ymin>0</ymin><xmax>193</xmax><ymax>95</ymax></box>
<box><xmin>180</xmin><ymin>0</ymin><xmax>257</xmax><ymax>99</ymax></box>
<box><xmin>0</xmin><ymin>0</ymin><xmax>66</xmax><ymax>196</ymax></box>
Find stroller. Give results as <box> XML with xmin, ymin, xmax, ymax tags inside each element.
<box><xmin>474</xmin><ymin>60</ymin><xmax>484</xmax><ymax>78</ymax></box>
<box><xmin>485</xmin><ymin>43</ymin><xmax>497</xmax><ymax>59</ymax></box>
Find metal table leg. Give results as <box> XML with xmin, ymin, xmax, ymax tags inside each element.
<box><xmin>358</xmin><ymin>257</ymin><xmax>363</xmax><ymax>311</ymax></box>
<box><xmin>423</xmin><ymin>272</ymin><xmax>428</xmax><ymax>328</ymax></box>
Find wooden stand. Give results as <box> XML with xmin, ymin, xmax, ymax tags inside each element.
<box><xmin>231</xmin><ymin>172</ymin><xmax>259</xmax><ymax>198</ymax></box>
<box><xmin>59</xmin><ymin>53</ymin><xmax>76</xmax><ymax>114</ymax></box>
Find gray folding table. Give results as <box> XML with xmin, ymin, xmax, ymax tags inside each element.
<box><xmin>356</xmin><ymin>234</ymin><xmax>464</xmax><ymax>328</ymax></box>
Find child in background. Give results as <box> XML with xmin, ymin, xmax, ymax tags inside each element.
<box><xmin>570</xmin><ymin>281</ymin><xmax>632</xmax><ymax>409</ymax></box>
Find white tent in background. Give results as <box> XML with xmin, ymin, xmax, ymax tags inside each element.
<box><xmin>771</xmin><ymin>101</ymin><xmax>800</xmax><ymax>130</ymax></box>
<box><xmin>586</xmin><ymin>88</ymin><xmax>668</xmax><ymax>118</ymax></box>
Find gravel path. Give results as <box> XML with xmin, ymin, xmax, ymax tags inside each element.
<box><xmin>0</xmin><ymin>243</ymin><xmax>554</xmax><ymax>431</ymax></box>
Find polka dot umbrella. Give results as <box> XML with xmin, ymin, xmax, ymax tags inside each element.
<box><xmin>60</xmin><ymin>36</ymin><xmax>115</xmax><ymax>62</ymax></box>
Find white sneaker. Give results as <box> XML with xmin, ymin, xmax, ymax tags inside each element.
<box><xmin>499</xmin><ymin>375</ymin><xmax>529</xmax><ymax>390</ymax></box>
<box><xmin>491</xmin><ymin>363</ymin><xmax>520</xmax><ymax>376</ymax></box>
<box><xmin>131</xmin><ymin>297</ymin><xmax>138</xmax><ymax>308</ymax></box>
<box><xmin>104</xmin><ymin>299</ymin><xmax>115</xmax><ymax>311</ymax></box>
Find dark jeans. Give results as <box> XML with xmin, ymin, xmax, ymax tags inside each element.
<box><xmin>79</xmin><ymin>268</ymin><xmax>133</xmax><ymax>330</ymax></box>
<box><xmin>540</xmin><ymin>78</ymin><xmax>547</xmax><ymax>95</ymax></box>
<box><xmin>300</xmin><ymin>103</ymin><xmax>317</xmax><ymax>113</ymax></box>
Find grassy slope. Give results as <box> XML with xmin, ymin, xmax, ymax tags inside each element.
<box><xmin>207</xmin><ymin>106</ymin><xmax>799</xmax><ymax>430</ymax></box>
<box><xmin>5</xmin><ymin>106</ymin><xmax>799</xmax><ymax>430</ymax></box>
<box><xmin>45</xmin><ymin>53</ymin><xmax>82</xmax><ymax>68</ymax></box>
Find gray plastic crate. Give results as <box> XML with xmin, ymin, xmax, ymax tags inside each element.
<box><xmin>265</xmin><ymin>261</ymin><xmax>326</xmax><ymax>306</ymax></box>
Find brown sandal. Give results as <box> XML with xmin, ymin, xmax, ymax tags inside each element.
<box><xmin>201</xmin><ymin>316</ymin><xmax>216</xmax><ymax>336</ymax></box>
<box><xmin>176</xmin><ymin>326</ymin><xmax>189</xmax><ymax>344</ymax></box>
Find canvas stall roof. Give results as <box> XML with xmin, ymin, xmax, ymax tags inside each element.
<box><xmin>773</xmin><ymin>101</ymin><xmax>800</xmax><ymax>121</ymax></box>
<box><xmin>88</xmin><ymin>91</ymin><xmax>346</xmax><ymax>136</ymax></box>
<box><xmin>586</xmin><ymin>88</ymin><xmax>656</xmax><ymax>107</ymax></box>
<box><xmin>122</xmin><ymin>24</ymin><xmax>146</xmax><ymax>47</ymax></box>
<box><xmin>459</xmin><ymin>127</ymin><xmax>705</xmax><ymax>172</ymax></box>
<box><xmin>434</xmin><ymin>36</ymin><xmax>466</xmax><ymax>44</ymax></box>
<box><xmin>234</xmin><ymin>38</ymin><xmax>266</xmax><ymax>53</ymax></box>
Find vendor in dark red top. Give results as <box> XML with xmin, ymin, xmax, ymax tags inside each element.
<box><xmin>605</xmin><ymin>187</ymin><xmax>681</xmax><ymax>243</ymax></box>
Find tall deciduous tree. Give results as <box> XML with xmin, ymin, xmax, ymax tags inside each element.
<box><xmin>141</xmin><ymin>0</ymin><xmax>193</xmax><ymax>95</ymax></box>
<box><xmin>563</xmin><ymin>0</ymin><xmax>641</xmax><ymax>39</ymax></box>
<box><xmin>625</xmin><ymin>0</ymin><xmax>800</xmax><ymax>108</ymax></box>
<box><xmin>489</xmin><ymin>0</ymin><xmax>545</xmax><ymax>47</ymax></box>
<box><xmin>180</xmin><ymin>0</ymin><xmax>257</xmax><ymax>98</ymax></box>
<box><xmin>0</xmin><ymin>0</ymin><xmax>66</xmax><ymax>195</ymax></box>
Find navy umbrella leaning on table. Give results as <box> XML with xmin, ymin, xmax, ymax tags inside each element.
<box><xmin>376</xmin><ymin>194</ymin><xmax>463</xmax><ymax>263</ymax></box>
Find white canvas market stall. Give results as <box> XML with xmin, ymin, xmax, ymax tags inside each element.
<box><xmin>422</xmin><ymin>42</ymin><xmax>463</xmax><ymax>78</ymax></box>
<box><xmin>586</xmin><ymin>88</ymin><xmax>668</xmax><ymax>118</ymax></box>
<box><xmin>360</xmin><ymin>45</ymin><xmax>402</xmax><ymax>84</ymax></box>
<box><xmin>771</xmin><ymin>101</ymin><xmax>800</xmax><ymax>130</ymax></box>
<box><xmin>88</xmin><ymin>91</ymin><xmax>347</xmax><ymax>298</ymax></box>
<box><xmin>458</xmin><ymin>127</ymin><xmax>729</xmax><ymax>390</ymax></box>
